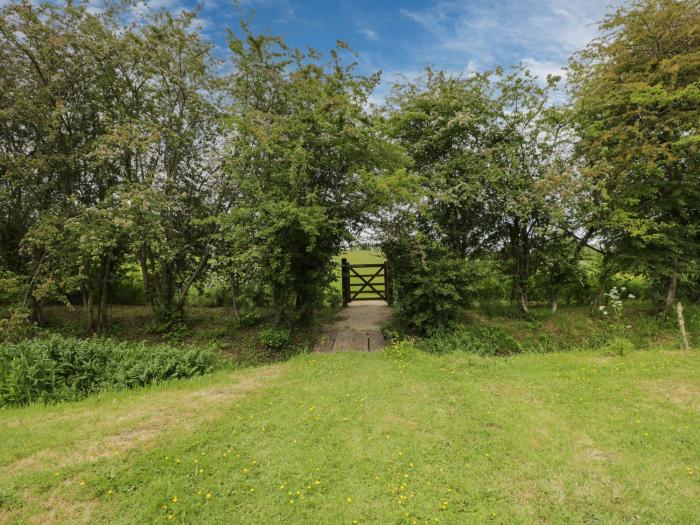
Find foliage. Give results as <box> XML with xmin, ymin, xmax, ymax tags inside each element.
<box><xmin>384</xmin><ymin>66</ymin><xmax>577</xmax><ymax>315</ymax></box>
<box><xmin>0</xmin><ymin>335</ymin><xmax>217</xmax><ymax>407</ymax></box>
<box><xmin>220</xmin><ymin>28</ymin><xmax>406</xmax><ymax>325</ymax></box>
<box><xmin>600</xmin><ymin>336</ymin><xmax>636</xmax><ymax>356</ymax></box>
<box><xmin>145</xmin><ymin>309</ymin><xmax>189</xmax><ymax>342</ymax></box>
<box><xmin>417</xmin><ymin>325</ymin><xmax>522</xmax><ymax>356</ymax></box>
<box><xmin>382</xmin><ymin>218</ymin><xmax>474</xmax><ymax>333</ymax></box>
<box><xmin>0</xmin><ymin>307</ymin><xmax>36</xmax><ymax>344</ymax></box>
<box><xmin>570</xmin><ymin>0</ymin><xmax>700</xmax><ymax>316</ymax></box>
<box><xmin>0</xmin><ymin>1</ymin><xmax>221</xmax><ymax>333</ymax></box>
<box><xmin>1</xmin><ymin>0</ymin><xmax>699</xmax><ymax>335</ymax></box>
<box><xmin>259</xmin><ymin>327</ymin><xmax>292</xmax><ymax>351</ymax></box>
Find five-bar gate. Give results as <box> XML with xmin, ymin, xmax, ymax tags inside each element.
<box><xmin>341</xmin><ymin>258</ymin><xmax>393</xmax><ymax>306</ymax></box>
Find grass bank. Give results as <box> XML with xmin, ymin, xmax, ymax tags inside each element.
<box><xmin>1</xmin><ymin>346</ymin><xmax>698</xmax><ymax>523</ymax></box>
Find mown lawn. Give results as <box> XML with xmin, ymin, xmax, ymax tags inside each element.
<box><xmin>1</xmin><ymin>347</ymin><xmax>699</xmax><ymax>524</ymax></box>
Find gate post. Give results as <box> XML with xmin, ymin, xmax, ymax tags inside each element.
<box><xmin>384</xmin><ymin>260</ymin><xmax>393</xmax><ymax>306</ymax></box>
<box><xmin>341</xmin><ymin>258</ymin><xmax>350</xmax><ymax>306</ymax></box>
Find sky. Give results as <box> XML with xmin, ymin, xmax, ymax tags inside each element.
<box><xmin>134</xmin><ymin>0</ymin><xmax>624</xmax><ymax>99</ymax></box>
<box><xmin>184</xmin><ymin>0</ymin><xmax>625</xmax><ymax>100</ymax></box>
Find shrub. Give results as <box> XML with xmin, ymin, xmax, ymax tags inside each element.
<box><xmin>110</xmin><ymin>270</ymin><xmax>146</xmax><ymax>305</ymax></box>
<box><xmin>259</xmin><ymin>327</ymin><xmax>292</xmax><ymax>350</ymax></box>
<box><xmin>601</xmin><ymin>336</ymin><xmax>635</xmax><ymax>356</ymax></box>
<box><xmin>231</xmin><ymin>308</ymin><xmax>263</xmax><ymax>329</ymax></box>
<box><xmin>146</xmin><ymin>309</ymin><xmax>189</xmax><ymax>341</ymax></box>
<box><xmin>385</xmin><ymin>238</ymin><xmax>475</xmax><ymax>334</ymax></box>
<box><xmin>0</xmin><ymin>307</ymin><xmax>36</xmax><ymax>344</ymax></box>
<box><xmin>417</xmin><ymin>325</ymin><xmax>521</xmax><ymax>356</ymax></box>
<box><xmin>323</xmin><ymin>287</ymin><xmax>343</xmax><ymax>309</ymax></box>
<box><xmin>186</xmin><ymin>283</ymin><xmax>230</xmax><ymax>307</ymax></box>
<box><xmin>0</xmin><ymin>335</ymin><xmax>218</xmax><ymax>407</ymax></box>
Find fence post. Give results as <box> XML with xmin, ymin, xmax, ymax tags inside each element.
<box><xmin>384</xmin><ymin>260</ymin><xmax>393</xmax><ymax>306</ymax></box>
<box><xmin>677</xmin><ymin>302</ymin><xmax>691</xmax><ymax>350</ymax></box>
<box><xmin>341</xmin><ymin>258</ymin><xmax>350</xmax><ymax>307</ymax></box>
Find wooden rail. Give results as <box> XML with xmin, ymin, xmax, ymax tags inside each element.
<box><xmin>341</xmin><ymin>259</ymin><xmax>393</xmax><ymax>306</ymax></box>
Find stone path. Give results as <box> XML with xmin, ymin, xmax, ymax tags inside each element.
<box><xmin>314</xmin><ymin>300</ymin><xmax>393</xmax><ymax>353</ymax></box>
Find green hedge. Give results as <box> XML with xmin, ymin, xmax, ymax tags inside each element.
<box><xmin>0</xmin><ymin>335</ymin><xmax>218</xmax><ymax>407</ymax></box>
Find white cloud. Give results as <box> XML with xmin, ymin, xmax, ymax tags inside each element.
<box><xmin>357</xmin><ymin>26</ymin><xmax>379</xmax><ymax>41</ymax></box>
<box><xmin>521</xmin><ymin>58</ymin><xmax>566</xmax><ymax>82</ymax></box>
<box><xmin>399</xmin><ymin>0</ymin><xmax>623</xmax><ymax>76</ymax></box>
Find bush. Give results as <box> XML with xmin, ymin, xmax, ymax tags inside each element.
<box><xmin>385</xmin><ymin>238</ymin><xmax>475</xmax><ymax>334</ymax></box>
<box><xmin>0</xmin><ymin>335</ymin><xmax>218</xmax><ymax>407</ymax></box>
<box><xmin>0</xmin><ymin>307</ymin><xmax>36</xmax><ymax>344</ymax></box>
<box><xmin>323</xmin><ymin>287</ymin><xmax>343</xmax><ymax>309</ymax></box>
<box><xmin>601</xmin><ymin>336</ymin><xmax>635</xmax><ymax>356</ymax></box>
<box><xmin>417</xmin><ymin>325</ymin><xmax>522</xmax><ymax>356</ymax></box>
<box><xmin>259</xmin><ymin>327</ymin><xmax>292</xmax><ymax>350</ymax></box>
<box><xmin>186</xmin><ymin>283</ymin><xmax>230</xmax><ymax>307</ymax></box>
<box><xmin>230</xmin><ymin>308</ymin><xmax>263</xmax><ymax>329</ymax></box>
<box><xmin>146</xmin><ymin>309</ymin><xmax>189</xmax><ymax>341</ymax></box>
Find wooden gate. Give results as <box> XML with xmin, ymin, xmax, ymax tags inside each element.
<box><xmin>341</xmin><ymin>258</ymin><xmax>393</xmax><ymax>306</ymax></box>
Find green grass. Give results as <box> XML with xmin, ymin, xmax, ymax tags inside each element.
<box><xmin>467</xmin><ymin>303</ymin><xmax>692</xmax><ymax>352</ymax></box>
<box><xmin>332</xmin><ymin>248</ymin><xmax>386</xmax><ymax>293</ymax></box>
<box><xmin>1</xmin><ymin>346</ymin><xmax>699</xmax><ymax>523</ymax></box>
<box><xmin>335</xmin><ymin>248</ymin><xmax>385</xmax><ymax>266</ymax></box>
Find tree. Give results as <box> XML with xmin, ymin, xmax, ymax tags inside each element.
<box><xmin>385</xmin><ymin>69</ymin><xmax>497</xmax><ymax>260</ymax></box>
<box><xmin>0</xmin><ymin>1</ymin><xmax>131</xmax><ymax>327</ymax></box>
<box><xmin>96</xmin><ymin>9</ymin><xmax>223</xmax><ymax>323</ymax></box>
<box><xmin>385</xmin><ymin>67</ymin><xmax>573</xmax><ymax>315</ymax></box>
<box><xmin>222</xmin><ymin>28</ymin><xmax>404</xmax><ymax>324</ymax></box>
<box><xmin>570</xmin><ymin>0</ymin><xmax>700</xmax><ymax>317</ymax></box>
<box><xmin>488</xmin><ymin>68</ymin><xmax>572</xmax><ymax>314</ymax></box>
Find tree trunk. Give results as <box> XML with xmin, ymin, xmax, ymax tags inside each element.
<box><xmin>230</xmin><ymin>272</ymin><xmax>240</xmax><ymax>318</ymax></box>
<box><xmin>590</xmin><ymin>264</ymin><xmax>611</xmax><ymax>313</ymax></box>
<box><xmin>659</xmin><ymin>273</ymin><xmax>677</xmax><ymax>319</ymax></box>
<box><xmin>518</xmin><ymin>287</ymin><xmax>529</xmax><ymax>314</ymax></box>
<box><xmin>516</xmin><ymin>225</ymin><xmax>530</xmax><ymax>314</ymax></box>
<box><xmin>550</xmin><ymin>288</ymin><xmax>559</xmax><ymax>314</ymax></box>
<box><xmin>83</xmin><ymin>288</ymin><xmax>95</xmax><ymax>333</ymax></box>
<box><xmin>30</xmin><ymin>297</ymin><xmax>44</xmax><ymax>326</ymax></box>
<box><xmin>96</xmin><ymin>254</ymin><xmax>111</xmax><ymax>334</ymax></box>
<box><xmin>175</xmin><ymin>245</ymin><xmax>211</xmax><ymax>311</ymax></box>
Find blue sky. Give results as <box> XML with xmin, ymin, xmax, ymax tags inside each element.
<box><xmin>153</xmin><ymin>0</ymin><xmax>622</xmax><ymax>99</ymax></box>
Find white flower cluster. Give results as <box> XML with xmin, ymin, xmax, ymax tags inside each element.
<box><xmin>600</xmin><ymin>286</ymin><xmax>632</xmax><ymax>320</ymax></box>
